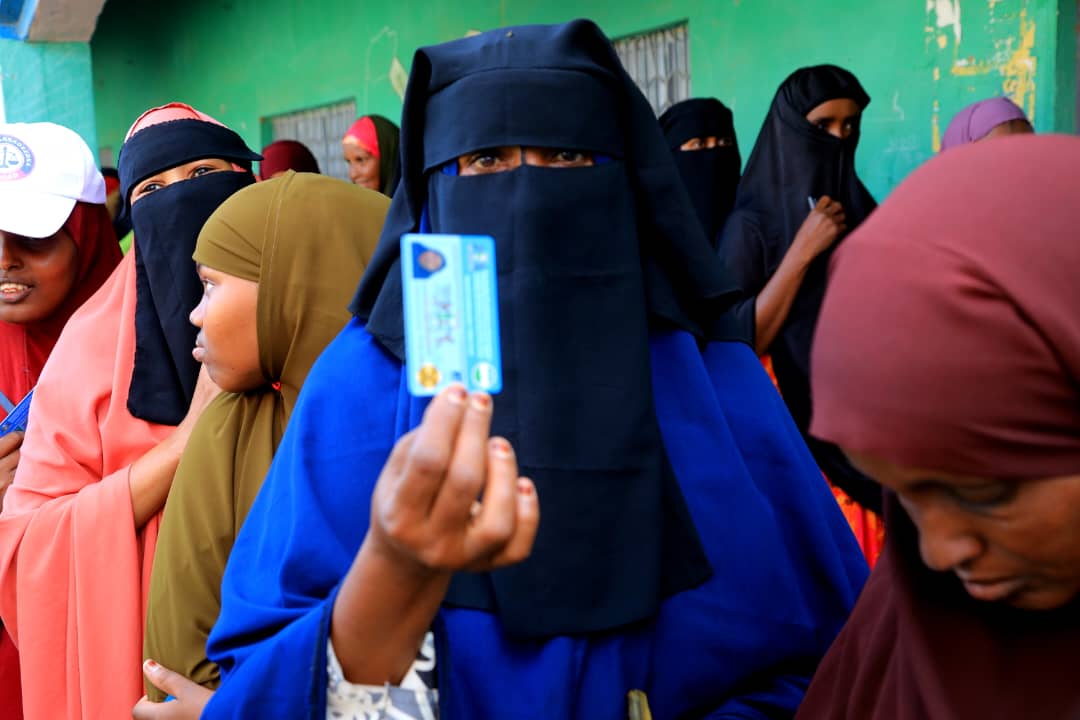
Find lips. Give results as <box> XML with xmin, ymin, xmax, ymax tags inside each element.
<box><xmin>960</xmin><ymin>576</ymin><xmax>1027</xmax><ymax>603</ymax></box>
<box><xmin>0</xmin><ymin>281</ymin><xmax>31</xmax><ymax>303</ymax></box>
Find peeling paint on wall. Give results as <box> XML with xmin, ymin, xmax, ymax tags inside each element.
<box><xmin>950</xmin><ymin>8</ymin><xmax>1036</xmax><ymax>118</ymax></box>
<box><xmin>926</xmin><ymin>0</ymin><xmax>1038</xmax><ymax>152</ymax></box>
<box><xmin>363</xmin><ymin>26</ymin><xmax>402</xmax><ymax>109</ymax></box>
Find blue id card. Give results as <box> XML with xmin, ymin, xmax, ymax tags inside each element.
<box><xmin>0</xmin><ymin>389</ymin><xmax>33</xmax><ymax>437</ymax></box>
<box><xmin>401</xmin><ymin>233</ymin><xmax>502</xmax><ymax>396</ymax></box>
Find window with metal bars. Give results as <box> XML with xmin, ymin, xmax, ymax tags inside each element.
<box><xmin>613</xmin><ymin>23</ymin><xmax>690</xmax><ymax>116</ymax></box>
<box><xmin>267</xmin><ymin>99</ymin><xmax>357</xmax><ymax>183</ymax></box>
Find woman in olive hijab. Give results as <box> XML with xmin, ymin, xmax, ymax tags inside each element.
<box><xmin>142</xmin><ymin>171</ymin><xmax>389</xmax><ymax>699</ymax></box>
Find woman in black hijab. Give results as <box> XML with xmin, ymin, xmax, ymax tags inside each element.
<box><xmin>658</xmin><ymin>98</ymin><xmax>741</xmax><ymax>246</ymax></box>
<box><xmin>717</xmin><ymin>65</ymin><xmax>881</xmax><ymax>513</ymax></box>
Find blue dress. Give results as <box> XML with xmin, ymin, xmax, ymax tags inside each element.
<box><xmin>203</xmin><ymin>320</ymin><xmax>867</xmax><ymax>719</ymax></box>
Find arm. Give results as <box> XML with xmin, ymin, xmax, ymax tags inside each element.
<box><xmin>128</xmin><ymin>365</ymin><xmax>222</xmax><ymax>527</ymax></box>
<box><xmin>751</xmin><ymin>197</ymin><xmax>845</xmax><ymax>355</ymax></box>
<box><xmin>331</xmin><ymin>385</ymin><xmax>537</xmax><ymax>685</ymax></box>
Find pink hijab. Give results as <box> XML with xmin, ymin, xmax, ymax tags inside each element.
<box><xmin>0</xmin><ymin>103</ymin><xmax>233</xmax><ymax>719</ymax></box>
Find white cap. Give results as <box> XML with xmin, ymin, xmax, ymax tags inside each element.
<box><xmin>0</xmin><ymin>122</ymin><xmax>106</xmax><ymax>238</ymax></box>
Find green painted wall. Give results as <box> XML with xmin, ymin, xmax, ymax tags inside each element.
<box><xmin>0</xmin><ymin>39</ymin><xmax>98</xmax><ymax>157</ymax></box>
<box><xmin>90</xmin><ymin>0</ymin><xmax>1076</xmax><ymax>198</ymax></box>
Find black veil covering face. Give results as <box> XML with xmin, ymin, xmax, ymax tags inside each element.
<box><xmin>659</xmin><ymin>98</ymin><xmax>741</xmax><ymax>245</ymax></box>
<box><xmin>717</xmin><ymin>65</ymin><xmax>881</xmax><ymax>511</ymax></box>
<box><xmin>351</xmin><ymin>19</ymin><xmax>743</xmax><ymax>638</ymax></box>
<box><xmin>118</xmin><ymin>119</ymin><xmax>260</xmax><ymax>425</ymax></box>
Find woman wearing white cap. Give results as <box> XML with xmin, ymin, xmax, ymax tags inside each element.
<box><xmin>0</xmin><ymin>121</ymin><xmax>122</xmax><ymax>720</ymax></box>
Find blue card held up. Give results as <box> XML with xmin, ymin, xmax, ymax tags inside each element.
<box><xmin>401</xmin><ymin>233</ymin><xmax>502</xmax><ymax>396</ymax></box>
<box><xmin>0</xmin><ymin>389</ymin><xmax>33</xmax><ymax>437</ymax></box>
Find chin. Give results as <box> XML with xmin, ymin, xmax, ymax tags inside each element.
<box><xmin>0</xmin><ymin>305</ymin><xmax>51</xmax><ymax>325</ymax></box>
<box><xmin>1005</xmin><ymin>587</ymin><xmax>1075</xmax><ymax>611</ymax></box>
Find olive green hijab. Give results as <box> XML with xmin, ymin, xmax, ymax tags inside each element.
<box><xmin>143</xmin><ymin>172</ymin><xmax>389</xmax><ymax>698</ymax></box>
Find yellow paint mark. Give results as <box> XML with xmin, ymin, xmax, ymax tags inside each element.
<box><xmin>933</xmin><ymin>67</ymin><xmax>940</xmax><ymax>81</ymax></box>
<box><xmin>931</xmin><ymin>99</ymin><xmax>941</xmax><ymax>153</ymax></box>
<box><xmin>1002</xmin><ymin>10</ymin><xmax>1037</xmax><ymax>121</ymax></box>
<box><xmin>946</xmin><ymin>9</ymin><xmax>1037</xmax><ymax>123</ymax></box>
<box><xmin>937</xmin><ymin>34</ymin><xmax>948</xmax><ymax>49</ymax></box>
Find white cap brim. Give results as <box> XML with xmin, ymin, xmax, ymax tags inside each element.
<box><xmin>0</xmin><ymin>192</ymin><xmax>77</xmax><ymax>238</ymax></box>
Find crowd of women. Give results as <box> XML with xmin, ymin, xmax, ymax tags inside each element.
<box><xmin>0</xmin><ymin>18</ymin><xmax>1075</xmax><ymax>720</ymax></box>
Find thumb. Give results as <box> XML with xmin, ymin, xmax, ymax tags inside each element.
<box><xmin>142</xmin><ymin>659</ymin><xmax>187</xmax><ymax>699</ymax></box>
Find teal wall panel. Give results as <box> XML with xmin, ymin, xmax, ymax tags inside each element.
<box><xmin>91</xmin><ymin>0</ymin><xmax>1075</xmax><ymax>197</ymax></box>
<box><xmin>0</xmin><ymin>38</ymin><xmax>98</xmax><ymax>157</ymax></box>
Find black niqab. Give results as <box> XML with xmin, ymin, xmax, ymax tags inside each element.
<box><xmin>350</xmin><ymin>19</ymin><xmax>741</xmax><ymax>637</ymax></box>
<box><xmin>659</xmin><ymin>98</ymin><xmax>741</xmax><ymax>245</ymax></box>
<box><xmin>717</xmin><ymin>65</ymin><xmax>882</xmax><ymax>511</ymax></box>
<box><xmin>118</xmin><ymin>120</ymin><xmax>260</xmax><ymax>425</ymax></box>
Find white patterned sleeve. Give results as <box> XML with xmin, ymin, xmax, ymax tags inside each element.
<box><xmin>326</xmin><ymin>631</ymin><xmax>439</xmax><ymax>720</ymax></box>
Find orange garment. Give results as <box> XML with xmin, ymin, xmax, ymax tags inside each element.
<box><xmin>0</xmin><ymin>252</ymin><xmax>172</xmax><ymax>719</ymax></box>
<box><xmin>760</xmin><ymin>354</ymin><xmax>884</xmax><ymax>566</ymax></box>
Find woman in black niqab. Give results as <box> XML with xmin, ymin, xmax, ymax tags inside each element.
<box><xmin>717</xmin><ymin>64</ymin><xmax>882</xmax><ymax>513</ymax></box>
<box><xmin>658</xmin><ymin>98</ymin><xmax>741</xmax><ymax>246</ymax></box>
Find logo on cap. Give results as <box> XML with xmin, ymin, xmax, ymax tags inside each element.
<box><xmin>0</xmin><ymin>135</ymin><xmax>34</xmax><ymax>181</ymax></box>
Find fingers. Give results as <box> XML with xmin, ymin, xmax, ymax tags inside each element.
<box><xmin>429</xmin><ymin>392</ymin><xmax>494</xmax><ymax>533</ymax></box>
<box><xmin>142</xmin><ymin>659</ymin><xmax>187</xmax><ymax>699</ymax></box>
<box><xmin>0</xmin><ymin>430</ymin><xmax>23</xmax><ymax>456</ymax></box>
<box><xmin>814</xmin><ymin>195</ymin><xmax>831</xmax><ymax>211</ymax></box>
<box><xmin>393</xmin><ymin>384</ymin><xmax>470</xmax><ymax>513</ymax></box>
<box><xmin>136</xmin><ymin>660</ymin><xmax>212</xmax><ymax>719</ymax></box>
<box><xmin>462</xmin><ymin>437</ymin><xmax>519</xmax><ymax>563</ymax></box>
<box><xmin>489</xmin><ymin>477</ymin><xmax>539</xmax><ymax>569</ymax></box>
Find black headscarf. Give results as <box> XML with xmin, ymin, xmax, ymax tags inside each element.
<box><xmin>658</xmin><ymin>98</ymin><xmax>741</xmax><ymax>245</ymax></box>
<box><xmin>369</xmin><ymin>114</ymin><xmax>402</xmax><ymax>197</ymax></box>
<box><xmin>716</xmin><ymin>65</ymin><xmax>881</xmax><ymax>511</ymax></box>
<box><xmin>118</xmin><ymin>119</ymin><xmax>260</xmax><ymax>425</ymax></box>
<box><xmin>350</xmin><ymin>19</ymin><xmax>741</xmax><ymax>637</ymax></box>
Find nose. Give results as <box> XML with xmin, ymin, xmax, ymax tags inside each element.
<box><xmin>0</xmin><ymin>235</ymin><xmax>23</xmax><ymax>271</ymax></box>
<box><xmin>189</xmin><ymin>294</ymin><xmax>207</xmax><ymax>328</ymax></box>
<box><xmin>912</xmin><ymin>501</ymin><xmax>985</xmax><ymax>572</ymax></box>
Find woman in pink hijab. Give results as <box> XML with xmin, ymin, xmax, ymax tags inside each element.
<box><xmin>940</xmin><ymin>96</ymin><xmax>1032</xmax><ymax>150</ymax></box>
<box><xmin>342</xmin><ymin>114</ymin><xmax>400</xmax><ymax>195</ymax></box>
<box><xmin>0</xmin><ymin>102</ymin><xmax>259</xmax><ymax>719</ymax></box>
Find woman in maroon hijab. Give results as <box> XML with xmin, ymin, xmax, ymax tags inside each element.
<box><xmin>800</xmin><ymin>134</ymin><xmax>1080</xmax><ymax>719</ymax></box>
<box><xmin>257</xmin><ymin>140</ymin><xmax>319</xmax><ymax>180</ymax></box>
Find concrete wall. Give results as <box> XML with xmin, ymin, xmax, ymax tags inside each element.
<box><xmin>0</xmin><ymin>38</ymin><xmax>97</xmax><ymax>155</ymax></box>
<box><xmin>90</xmin><ymin>0</ymin><xmax>1076</xmax><ymax>198</ymax></box>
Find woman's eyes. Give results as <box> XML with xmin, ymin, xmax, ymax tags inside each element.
<box><xmin>472</xmin><ymin>154</ymin><xmax>501</xmax><ymax>168</ymax></box>
<box><xmin>947</xmin><ymin>482</ymin><xmax>1018</xmax><ymax>511</ymax></box>
<box><xmin>136</xmin><ymin>181</ymin><xmax>163</xmax><ymax>197</ymax></box>
<box><xmin>191</xmin><ymin>165</ymin><xmax>224</xmax><ymax>178</ymax></box>
<box><xmin>550</xmin><ymin>150</ymin><xmax>589</xmax><ymax>165</ymax></box>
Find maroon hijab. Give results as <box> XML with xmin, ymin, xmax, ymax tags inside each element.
<box><xmin>801</xmin><ymin>135</ymin><xmax>1080</xmax><ymax>719</ymax></box>
<box><xmin>258</xmin><ymin>140</ymin><xmax>319</xmax><ymax>180</ymax></box>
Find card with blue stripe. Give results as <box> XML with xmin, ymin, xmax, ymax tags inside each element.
<box><xmin>0</xmin><ymin>389</ymin><xmax>33</xmax><ymax>437</ymax></box>
<box><xmin>401</xmin><ymin>233</ymin><xmax>502</xmax><ymax>396</ymax></box>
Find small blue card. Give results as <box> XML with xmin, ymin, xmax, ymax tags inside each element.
<box><xmin>0</xmin><ymin>389</ymin><xmax>33</xmax><ymax>437</ymax></box>
<box><xmin>401</xmin><ymin>233</ymin><xmax>502</xmax><ymax>396</ymax></box>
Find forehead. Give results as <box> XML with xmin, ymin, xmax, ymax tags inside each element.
<box><xmin>806</xmin><ymin>98</ymin><xmax>862</xmax><ymax>118</ymax></box>
<box><xmin>845</xmin><ymin>450</ymin><xmax>1000</xmax><ymax>490</ymax></box>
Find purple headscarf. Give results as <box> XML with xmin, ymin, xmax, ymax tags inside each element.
<box><xmin>940</xmin><ymin>96</ymin><xmax>1030</xmax><ymax>151</ymax></box>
